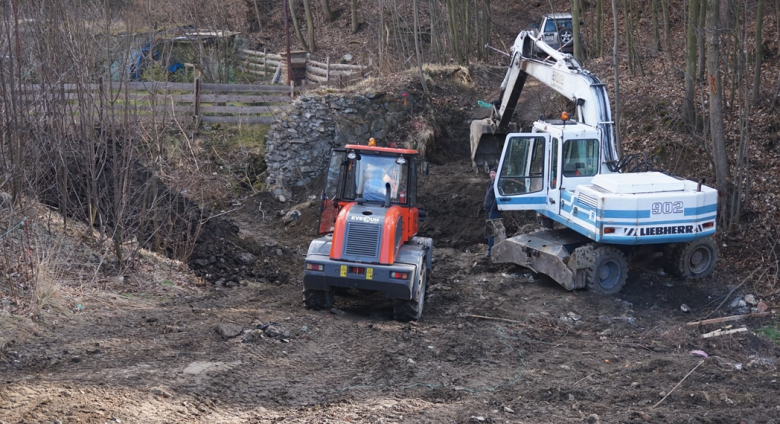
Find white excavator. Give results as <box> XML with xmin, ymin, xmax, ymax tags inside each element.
<box><xmin>471</xmin><ymin>28</ymin><xmax>719</xmax><ymax>294</ymax></box>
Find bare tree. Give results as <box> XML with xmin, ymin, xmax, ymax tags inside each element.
<box><xmin>303</xmin><ymin>0</ymin><xmax>316</xmax><ymax>53</ymax></box>
<box><xmin>351</xmin><ymin>0</ymin><xmax>359</xmax><ymax>34</ymax></box>
<box><xmin>611</xmin><ymin>0</ymin><xmax>622</xmax><ymax>156</ymax></box>
<box><xmin>705</xmin><ymin>0</ymin><xmax>732</xmax><ymax>227</ymax></box>
<box><xmin>412</xmin><ymin>0</ymin><xmax>428</xmax><ymax>94</ymax></box>
<box><xmin>318</xmin><ymin>0</ymin><xmax>335</xmax><ymax>22</ymax></box>
<box><xmin>752</xmin><ymin>0</ymin><xmax>765</xmax><ymax>105</ymax></box>
<box><xmin>683</xmin><ymin>0</ymin><xmax>700</xmax><ymax>131</ymax></box>
<box><xmin>288</xmin><ymin>0</ymin><xmax>310</xmax><ymax>52</ymax></box>
<box><xmin>573</xmin><ymin>0</ymin><xmax>583</xmax><ymax>61</ymax></box>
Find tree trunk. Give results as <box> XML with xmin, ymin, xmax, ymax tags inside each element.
<box><xmin>378</xmin><ymin>0</ymin><xmax>384</xmax><ymax>73</ymax></box>
<box><xmin>252</xmin><ymin>0</ymin><xmax>263</xmax><ymax>31</ymax></box>
<box><xmin>597</xmin><ymin>0</ymin><xmax>604</xmax><ymax>57</ymax></box>
<box><xmin>351</xmin><ymin>0</ymin><xmax>359</xmax><ymax>34</ymax></box>
<box><xmin>621</xmin><ymin>0</ymin><xmax>634</xmax><ymax>75</ymax></box>
<box><xmin>318</xmin><ymin>0</ymin><xmax>335</xmax><ymax>22</ymax></box>
<box><xmin>683</xmin><ymin>0</ymin><xmax>700</xmax><ymax>131</ymax></box>
<box><xmin>412</xmin><ymin>0</ymin><xmax>428</xmax><ymax>94</ymax></box>
<box><xmin>705</xmin><ymin>0</ymin><xmax>732</xmax><ymax>227</ymax></box>
<box><xmin>697</xmin><ymin>0</ymin><xmax>707</xmax><ymax>81</ymax></box>
<box><xmin>752</xmin><ymin>0</ymin><xmax>765</xmax><ymax>104</ymax></box>
<box><xmin>661</xmin><ymin>0</ymin><xmax>674</xmax><ymax>65</ymax></box>
<box><xmin>612</xmin><ymin>0</ymin><xmax>622</xmax><ymax>157</ymax></box>
<box><xmin>303</xmin><ymin>0</ymin><xmax>315</xmax><ymax>53</ymax></box>
<box><xmin>446</xmin><ymin>0</ymin><xmax>463</xmax><ymax>64</ymax></box>
<box><xmin>651</xmin><ymin>0</ymin><xmax>661</xmax><ymax>51</ymax></box>
<box><xmin>573</xmin><ymin>0</ymin><xmax>584</xmax><ymax>61</ymax></box>
<box><xmin>288</xmin><ymin>0</ymin><xmax>309</xmax><ymax>51</ymax></box>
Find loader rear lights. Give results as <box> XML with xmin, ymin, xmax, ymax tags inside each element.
<box><xmin>350</xmin><ymin>267</ymin><xmax>365</xmax><ymax>275</ymax></box>
<box><xmin>702</xmin><ymin>222</ymin><xmax>714</xmax><ymax>228</ymax></box>
<box><xmin>390</xmin><ymin>271</ymin><xmax>409</xmax><ymax>280</ymax></box>
<box><xmin>305</xmin><ymin>263</ymin><xmax>324</xmax><ymax>271</ymax></box>
<box><xmin>603</xmin><ymin>227</ymin><xmax>615</xmax><ymax>234</ymax></box>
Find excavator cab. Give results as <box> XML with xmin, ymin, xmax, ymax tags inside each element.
<box><xmin>494</xmin><ymin>120</ymin><xmax>605</xmax><ymax>220</ymax></box>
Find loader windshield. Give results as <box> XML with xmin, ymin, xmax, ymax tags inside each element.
<box><xmin>344</xmin><ymin>153</ymin><xmax>409</xmax><ymax>204</ymax></box>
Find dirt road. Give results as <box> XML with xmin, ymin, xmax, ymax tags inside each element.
<box><xmin>2</xmin><ymin>158</ymin><xmax>779</xmax><ymax>424</ymax></box>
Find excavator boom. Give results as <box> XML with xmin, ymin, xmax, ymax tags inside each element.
<box><xmin>471</xmin><ymin>31</ymin><xmax>618</xmax><ymax>172</ymax></box>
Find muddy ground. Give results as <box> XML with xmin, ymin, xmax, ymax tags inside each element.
<box><xmin>2</xmin><ymin>150</ymin><xmax>780</xmax><ymax>424</ymax></box>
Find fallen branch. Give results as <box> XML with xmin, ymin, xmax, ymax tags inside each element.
<box><xmin>686</xmin><ymin>312</ymin><xmax>770</xmax><ymax>326</ymax></box>
<box><xmin>652</xmin><ymin>359</ymin><xmax>705</xmax><ymax>408</ymax></box>
<box><xmin>460</xmin><ymin>313</ymin><xmax>524</xmax><ymax>324</ymax></box>
<box><xmin>700</xmin><ymin>327</ymin><xmax>748</xmax><ymax>339</ymax></box>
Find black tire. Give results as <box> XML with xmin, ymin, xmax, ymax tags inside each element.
<box><xmin>393</xmin><ymin>267</ymin><xmax>427</xmax><ymax>321</ymax></box>
<box><xmin>579</xmin><ymin>245</ymin><xmax>628</xmax><ymax>294</ymax></box>
<box><xmin>303</xmin><ymin>289</ymin><xmax>333</xmax><ymax>310</ymax></box>
<box><xmin>665</xmin><ymin>238</ymin><xmax>719</xmax><ymax>279</ymax></box>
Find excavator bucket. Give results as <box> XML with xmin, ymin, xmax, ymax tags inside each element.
<box><xmin>470</xmin><ymin>119</ymin><xmax>506</xmax><ymax>172</ymax></box>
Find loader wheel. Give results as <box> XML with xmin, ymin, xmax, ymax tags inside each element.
<box><xmin>665</xmin><ymin>238</ymin><xmax>718</xmax><ymax>279</ymax></box>
<box><xmin>393</xmin><ymin>268</ymin><xmax>427</xmax><ymax>322</ymax></box>
<box><xmin>303</xmin><ymin>289</ymin><xmax>333</xmax><ymax>310</ymax></box>
<box><xmin>583</xmin><ymin>245</ymin><xmax>628</xmax><ymax>295</ymax></box>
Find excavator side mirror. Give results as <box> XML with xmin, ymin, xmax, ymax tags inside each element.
<box><xmin>421</xmin><ymin>160</ymin><xmax>429</xmax><ymax>176</ymax></box>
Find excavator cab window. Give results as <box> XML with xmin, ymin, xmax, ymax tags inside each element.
<box><xmin>497</xmin><ymin>135</ymin><xmax>546</xmax><ymax>195</ymax></box>
<box><xmin>563</xmin><ymin>139</ymin><xmax>599</xmax><ymax>177</ymax></box>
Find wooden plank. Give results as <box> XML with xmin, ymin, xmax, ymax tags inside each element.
<box><xmin>328</xmin><ymin>63</ymin><xmax>365</xmax><ymax>71</ymax></box>
<box><xmin>200</xmin><ymin>83</ymin><xmax>291</xmax><ymax>93</ymax></box>
<box><xmin>199</xmin><ymin>94</ymin><xmax>292</xmax><ymax>103</ymax></box>
<box><xmin>307</xmin><ymin>65</ymin><xmax>328</xmax><ymax>77</ymax></box>
<box><xmin>686</xmin><ymin>312</ymin><xmax>770</xmax><ymax>326</ymax></box>
<box><xmin>200</xmin><ymin>115</ymin><xmax>277</xmax><ymax>124</ymax></box>
<box><xmin>123</xmin><ymin>81</ymin><xmax>193</xmax><ymax>91</ymax></box>
<box><xmin>239</xmin><ymin>48</ymin><xmax>267</xmax><ymax>57</ymax></box>
<box><xmin>237</xmin><ymin>66</ymin><xmax>269</xmax><ymax>76</ymax></box>
<box><xmin>200</xmin><ymin>105</ymin><xmax>286</xmax><ymax>114</ymax></box>
<box><xmin>306</xmin><ymin>72</ymin><xmax>327</xmax><ymax>83</ymax></box>
<box><xmin>701</xmin><ymin>327</ymin><xmax>748</xmax><ymax>339</ymax></box>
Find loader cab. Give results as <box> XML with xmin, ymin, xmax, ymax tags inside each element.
<box><xmin>317</xmin><ymin>143</ymin><xmax>419</xmax><ymax>235</ymax></box>
<box><xmin>495</xmin><ymin>119</ymin><xmax>602</xmax><ymax>217</ymax></box>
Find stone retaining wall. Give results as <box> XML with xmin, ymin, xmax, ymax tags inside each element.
<box><xmin>264</xmin><ymin>92</ymin><xmax>412</xmax><ymax>199</ymax></box>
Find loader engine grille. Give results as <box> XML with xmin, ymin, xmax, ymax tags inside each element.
<box><xmin>577</xmin><ymin>192</ymin><xmax>598</xmax><ymax>208</ymax></box>
<box><xmin>344</xmin><ymin>223</ymin><xmax>381</xmax><ymax>257</ymax></box>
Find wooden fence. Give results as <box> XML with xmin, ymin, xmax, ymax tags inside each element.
<box><xmin>237</xmin><ymin>49</ymin><xmax>367</xmax><ymax>86</ymax></box>
<box><xmin>16</xmin><ymin>79</ymin><xmax>316</xmax><ymax>125</ymax></box>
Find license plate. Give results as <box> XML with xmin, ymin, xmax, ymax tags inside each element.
<box><xmin>340</xmin><ymin>265</ymin><xmax>347</xmax><ymax>277</ymax></box>
<box><xmin>366</xmin><ymin>268</ymin><xmax>373</xmax><ymax>280</ymax></box>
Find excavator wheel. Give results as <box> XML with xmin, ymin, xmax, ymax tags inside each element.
<box><xmin>663</xmin><ymin>238</ymin><xmax>719</xmax><ymax>279</ymax></box>
<box><xmin>578</xmin><ymin>244</ymin><xmax>628</xmax><ymax>295</ymax></box>
<box><xmin>393</xmin><ymin>267</ymin><xmax>427</xmax><ymax>321</ymax></box>
<box><xmin>303</xmin><ymin>289</ymin><xmax>334</xmax><ymax>310</ymax></box>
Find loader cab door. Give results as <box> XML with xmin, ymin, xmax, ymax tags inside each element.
<box><xmin>317</xmin><ymin>149</ymin><xmax>347</xmax><ymax>235</ymax></box>
<box><xmin>495</xmin><ymin>133</ymin><xmax>548</xmax><ymax>212</ymax></box>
